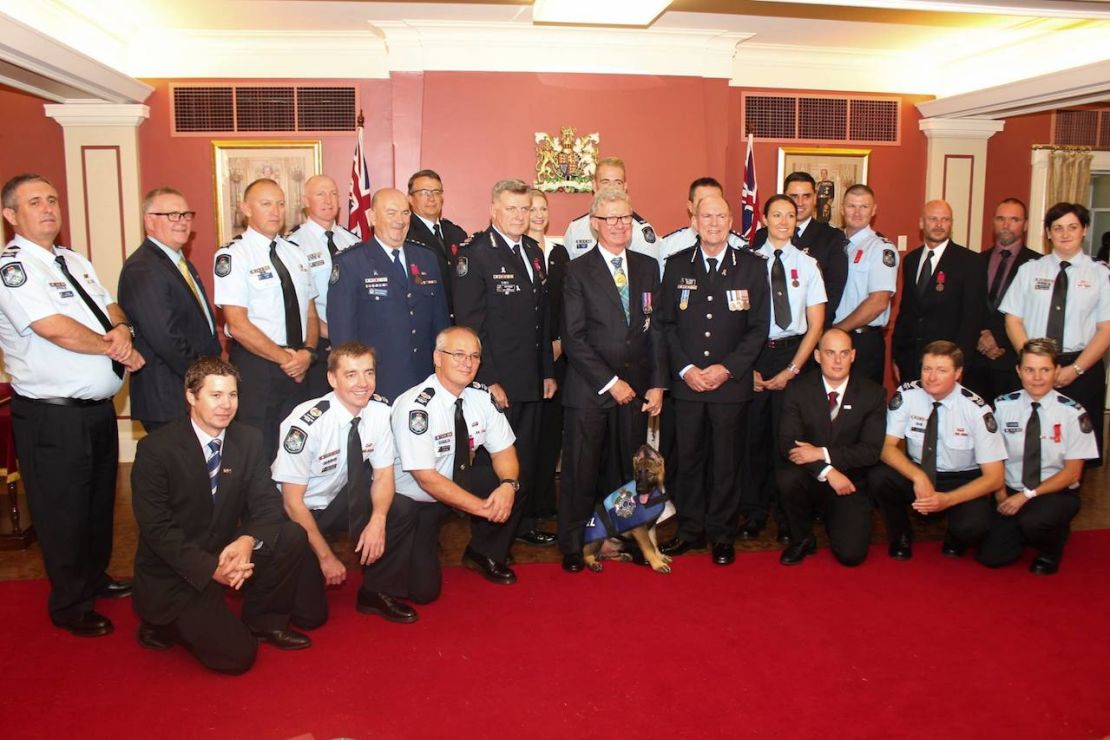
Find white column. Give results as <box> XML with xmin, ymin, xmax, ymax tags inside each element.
<box><xmin>918</xmin><ymin>117</ymin><xmax>1004</xmax><ymax>252</ymax></box>
<box><xmin>44</xmin><ymin>101</ymin><xmax>150</xmax><ymax>461</ymax></box>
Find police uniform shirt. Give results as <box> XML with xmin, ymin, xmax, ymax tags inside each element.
<box><xmin>834</xmin><ymin>226</ymin><xmax>899</xmax><ymax>326</ymax></box>
<box><xmin>886</xmin><ymin>381</ymin><xmax>1007</xmax><ymax>472</ymax></box>
<box><xmin>993</xmin><ymin>389</ymin><xmax>1098</xmax><ymax>491</ymax></box>
<box><xmin>271</xmin><ymin>391</ymin><xmax>395</xmax><ymax>510</ymax></box>
<box><xmin>562</xmin><ymin>211</ymin><xmax>659</xmax><ymax>263</ymax></box>
<box><xmin>659</xmin><ymin>227</ymin><xmax>746</xmax><ymax>273</ymax></box>
<box><xmin>999</xmin><ymin>252</ymin><xmax>1110</xmax><ymax>352</ymax></box>
<box><xmin>285</xmin><ymin>221</ymin><xmax>359</xmax><ymax>326</ymax></box>
<box><xmin>755</xmin><ymin>242</ymin><xmax>827</xmax><ymax>340</ymax></box>
<box><xmin>0</xmin><ymin>235</ymin><xmax>123</xmax><ymax>400</ymax></box>
<box><xmin>391</xmin><ymin>374</ymin><xmax>516</xmax><ymax>504</ymax></box>
<box><xmin>213</xmin><ymin>226</ymin><xmax>317</xmax><ymax>345</ymax></box>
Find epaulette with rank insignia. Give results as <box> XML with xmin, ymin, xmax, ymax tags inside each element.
<box><xmin>572</xmin><ymin>211</ymin><xmax>589</xmax><ymax>222</ymax></box>
<box><xmin>469</xmin><ymin>381</ymin><xmax>489</xmax><ymax>392</ymax></box>
<box><xmin>459</xmin><ymin>234</ymin><xmax>475</xmax><ymax>248</ymax></box>
<box><xmin>661</xmin><ymin>227</ymin><xmax>686</xmax><ymax>240</ymax></box>
<box><xmin>404</xmin><ymin>238</ymin><xmax>434</xmax><ymax>253</ymax></box>
<box><xmin>371</xmin><ymin>393</ymin><xmax>391</xmax><ymax>406</ymax></box>
<box><xmin>996</xmin><ymin>391</ymin><xmax>1021</xmax><ymax>404</ymax></box>
<box><xmin>414</xmin><ymin>387</ymin><xmax>435</xmax><ymax>406</ymax></box>
<box><xmin>888</xmin><ymin>380</ymin><xmax>920</xmax><ymax>411</ymax></box>
<box><xmin>670</xmin><ymin>246</ymin><xmax>697</xmax><ymax>261</ymax></box>
<box><xmin>299</xmin><ymin>400</ymin><xmax>330</xmax><ymax>425</ymax></box>
<box><xmin>960</xmin><ymin>386</ymin><xmax>988</xmax><ymax>407</ymax></box>
<box><xmin>1056</xmin><ymin>394</ymin><xmax>1083</xmax><ymax>409</ymax></box>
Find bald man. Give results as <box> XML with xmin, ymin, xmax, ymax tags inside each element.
<box><xmin>892</xmin><ymin>199</ymin><xmax>985</xmax><ymax>385</ymax></box>
<box><xmin>327</xmin><ymin>188</ymin><xmax>449</xmax><ymax>401</ymax></box>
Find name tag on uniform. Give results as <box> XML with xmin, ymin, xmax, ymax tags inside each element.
<box><xmin>1034</xmin><ymin>278</ymin><xmax>1053</xmax><ymax>290</ymax></box>
<box><xmin>365</xmin><ymin>276</ymin><xmax>388</xmax><ymax>297</ymax></box>
<box><xmin>251</xmin><ymin>267</ymin><xmax>275</xmax><ymax>281</ymax></box>
<box><xmin>679</xmin><ymin>278</ymin><xmax>698</xmax><ymax>290</ymax></box>
<box><xmin>575</xmin><ymin>239</ymin><xmax>591</xmax><ymax>252</ymax></box>
<box><xmin>496</xmin><ymin>280</ymin><xmax>520</xmax><ymax>295</ymax></box>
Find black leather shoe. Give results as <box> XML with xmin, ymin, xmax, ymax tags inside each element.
<box><xmin>515</xmin><ymin>529</ymin><xmax>558</xmax><ymax>547</ymax></box>
<box><xmin>779</xmin><ymin>536</ymin><xmax>817</xmax><ymax>566</ymax></box>
<box><xmin>738</xmin><ymin>521</ymin><xmax>764</xmax><ymax>540</ymax></box>
<box><xmin>888</xmin><ymin>533</ymin><xmax>913</xmax><ymax>560</ymax></box>
<box><xmin>357</xmin><ymin>592</ymin><xmax>418</xmax><ymax>623</ymax></box>
<box><xmin>660</xmin><ymin>536</ymin><xmax>706</xmax><ymax>557</ymax></box>
<box><xmin>941</xmin><ymin>533</ymin><xmax>966</xmax><ymax>558</ymax></box>
<box><xmin>99</xmin><ymin>578</ymin><xmax>133</xmax><ymax>599</ymax></box>
<box><xmin>54</xmin><ymin>610</ymin><xmax>114</xmax><ymax>638</ymax></box>
<box><xmin>250</xmin><ymin>626</ymin><xmax>312</xmax><ymax>650</ymax></box>
<box><xmin>1029</xmin><ymin>553</ymin><xmax>1060</xmax><ymax>575</ymax></box>
<box><xmin>562</xmin><ymin>553</ymin><xmax>585</xmax><ymax>573</ymax></box>
<box><xmin>711</xmin><ymin>542</ymin><xmax>735</xmax><ymax>565</ymax></box>
<box><xmin>137</xmin><ymin>621</ymin><xmax>175</xmax><ymax>650</ymax></box>
<box><xmin>462</xmin><ymin>546</ymin><xmax>517</xmax><ymax>585</ymax></box>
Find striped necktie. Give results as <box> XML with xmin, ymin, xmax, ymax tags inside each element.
<box><xmin>207</xmin><ymin>439</ymin><xmax>222</xmax><ymax>497</ymax></box>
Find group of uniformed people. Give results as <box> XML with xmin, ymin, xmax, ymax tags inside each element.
<box><xmin>1</xmin><ymin>158</ymin><xmax>1107</xmax><ymax>674</ymax></box>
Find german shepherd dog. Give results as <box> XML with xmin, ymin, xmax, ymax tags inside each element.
<box><xmin>583</xmin><ymin>445</ymin><xmax>673</xmax><ymax>574</ymax></box>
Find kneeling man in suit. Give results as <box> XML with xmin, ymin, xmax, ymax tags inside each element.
<box><xmin>776</xmin><ymin>328</ymin><xmax>887</xmax><ymax>566</ymax></box>
<box><xmin>132</xmin><ymin>356</ymin><xmax>312</xmax><ymax>674</ymax></box>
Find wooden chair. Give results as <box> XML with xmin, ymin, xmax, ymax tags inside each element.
<box><xmin>0</xmin><ymin>383</ymin><xmax>35</xmax><ymax>549</ymax></box>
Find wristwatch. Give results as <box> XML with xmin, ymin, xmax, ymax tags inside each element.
<box><xmin>500</xmin><ymin>478</ymin><xmax>520</xmax><ymax>492</ymax></box>
<box><xmin>1023</xmin><ymin>488</ymin><xmax>1038</xmax><ymax>499</ymax></box>
<box><xmin>113</xmin><ymin>321</ymin><xmax>135</xmax><ymax>338</ymax></box>
<box><xmin>1073</xmin><ymin>363</ymin><xmax>1085</xmax><ymax>376</ymax></box>
<box><xmin>299</xmin><ymin>345</ymin><xmax>319</xmax><ymax>363</ymax></box>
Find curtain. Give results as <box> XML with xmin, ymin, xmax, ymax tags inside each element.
<box><xmin>1045</xmin><ymin>146</ymin><xmax>1093</xmax><ymax>208</ymax></box>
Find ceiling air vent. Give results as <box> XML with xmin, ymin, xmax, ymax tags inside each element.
<box><xmin>170</xmin><ymin>84</ymin><xmax>358</xmax><ymax>136</ymax></box>
<box><xmin>743</xmin><ymin>93</ymin><xmax>901</xmax><ymax>145</ymax></box>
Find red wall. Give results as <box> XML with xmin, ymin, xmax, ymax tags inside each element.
<box><xmin>983</xmin><ymin>110</ymin><xmax>1052</xmax><ymax>250</ymax></box>
<box><xmin>0</xmin><ymin>85</ymin><xmax>68</xmax><ymax>245</ymax></box>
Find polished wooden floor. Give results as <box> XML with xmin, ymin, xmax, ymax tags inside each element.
<box><xmin>3</xmin><ymin>438</ymin><xmax>1109</xmax><ymax>579</ymax></box>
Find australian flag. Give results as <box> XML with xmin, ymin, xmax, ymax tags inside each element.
<box><xmin>740</xmin><ymin>132</ymin><xmax>759</xmax><ymax>244</ymax></box>
<box><xmin>347</xmin><ymin>123</ymin><xmax>373</xmax><ymax>239</ymax></box>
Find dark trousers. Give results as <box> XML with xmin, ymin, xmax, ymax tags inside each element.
<box><xmin>964</xmin><ymin>351</ymin><xmax>1022</xmax><ymax>406</ymax></box>
<box><xmin>303</xmin><ymin>343</ymin><xmax>332</xmax><ymax>400</ymax></box>
<box><xmin>852</xmin><ymin>328</ymin><xmax>887</xmax><ymax>387</ymax></box>
<box><xmin>468</xmin><ymin>452</ymin><xmax>528</xmax><ymax>562</ymax></box>
<box><xmin>658</xmin><ymin>393</ymin><xmax>680</xmax><ymax>519</ymax></box>
<box><xmin>501</xmin><ymin>399</ymin><xmax>541</xmax><ymax>535</ymax></box>
<box><xmin>1058</xmin><ymin>354</ymin><xmax>1105</xmax><ymax>466</ymax></box>
<box><xmin>672</xmin><ymin>398</ymin><xmax>745</xmax><ymax>544</ymax></box>
<box><xmin>558</xmin><ymin>402</ymin><xmax>648</xmax><ymax>555</ymax></box>
<box><xmin>11</xmin><ymin>395</ymin><xmax>118</xmax><ymax>623</ymax></box>
<box><xmin>393</xmin><ymin>496</ymin><xmax>448</xmax><ymax>604</ymax></box>
<box><xmin>291</xmin><ymin>485</ymin><xmax>421</xmax><ymax>629</ymax></box>
<box><xmin>778</xmin><ymin>464</ymin><xmax>873</xmax><ymax>566</ymax></box>
<box><xmin>977</xmin><ymin>490</ymin><xmax>1081</xmax><ymax>567</ymax></box>
<box><xmin>741</xmin><ymin>342</ymin><xmax>800</xmax><ymax>531</ymax></box>
<box><xmin>869</xmin><ymin>464</ymin><xmax>993</xmax><ymax>548</ymax></box>
<box><xmin>531</xmin><ymin>396</ymin><xmax>562</xmax><ymax>523</ymax></box>
<box><xmin>168</xmin><ymin>520</ymin><xmax>308</xmax><ymax>675</ymax></box>
<box><xmin>230</xmin><ymin>343</ymin><xmax>310</xmax><ymax>465</ymax></box>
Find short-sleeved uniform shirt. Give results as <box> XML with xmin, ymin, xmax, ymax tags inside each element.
<box><xmin>886</xmin><ymin>381</ymin><xmax>1007</xmax><ymax>472</ymax></box>
<box><xmin>391</xmin><ymin>374</ymin><xmax>516</xmax><ymax>503</ymax></box>
<box><xmin>213</xmin><ymin>227</ymin><xmax>317</xmax><ymax>345</ymax></box>
<box><xmin>834</xmin><ymin>226</ymin><xmax>899</xmax><ymax>327</ymax></box>
<box><xmin>993</xmin><ymin>389</ymin><xmax>1098</xmax><ymax>491</ymax></box>
<box><xmin>0</xmin><ymin>235</ymin><xmax>123</xmax><ymax>399</ymax></box>
<box><xmin>999</xmin><ymin>252</ymin><xmax>1110</xmax><ymax>352</ymax></box>
<box><xmin>271</xmin><ymin>390</ymin><xmax>395</xmax><ymax>510</ymax></box>
<box><xmin>563</xmin><ymin>212</ymin><xmax>659</xmax><ymax>264</ymax></box>
<box><xmin>285</xmin><ymin>221</ymin><xmax>359</xmax><ymax>326</ymax></box>
<box><xmin>755</xmin><ymin>242</ymin><xmax>828</xmax><ymax>340</ymax></box>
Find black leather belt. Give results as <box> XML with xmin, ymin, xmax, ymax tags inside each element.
<box><xmin>765</xmin><ymin>335</ymin><xmax>802</xmax><ymax>350</ymax></box>
<box><xmin>14</xmin><ymin>393</ymin><xmax>110</xmax><ymax>408</ymax></box>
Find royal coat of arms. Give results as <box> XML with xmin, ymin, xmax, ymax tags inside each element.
<box><xmin>534</xmin><ymin>127</ymin><xmax>600</xmax><ymax>193</ymax></box>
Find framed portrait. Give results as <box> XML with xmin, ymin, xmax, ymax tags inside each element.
<box><xmin>211</xmin><ymin>140</ymin><xmax>323</xmax><ymax>244</ymax></box>
<box><xmin>776</xmin><ymin>147</ymin><xmax>870</xmax><ymax>229</ymax></box>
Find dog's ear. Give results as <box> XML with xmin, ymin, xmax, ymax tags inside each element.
<box><xmin>642</xmin><ymin>445</ymin><xmax>663</xmax><ymax>464</ymax></box>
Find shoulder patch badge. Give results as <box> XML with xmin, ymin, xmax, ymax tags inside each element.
<box><xmin>214</xmin><ymin>254</ymin><xmax>232</xmax><ymax>277</ymax></box>
<box><xmin>299</xmin><ymin>400</ymin><xmax>330</xmax><ymax>425</ymax></box>
<box><xmin>330</xmin><ymin>263</ymin><xmax>340</xmax><ymax>285</ymax></box>
<box><xmin>1</xmin><ymin>262</ymin><xmax>27</xmax><ymax>288</ymax></box>
<box><xmin>283</xmin><ymin>426</ymin><xmax>307</xmax><ymax>454</ymax></box>
<box><xmin>984</xmin><ymin>411</ymin><xmax>998</xmax><ymax>433</ymax></box>
<box><xmin>642</xmin><ymin>225</ymin><xmax>657</xmax><ymax>244</ymax></box>
<box><xmin>882</xmin><ymin>249</ymin><xmax>896</xmax><ymax>267</ymax></box>
<box><xmin>456</xmin><ymin>255</ymin><xmax>469</xmax><ymax>277</ymax></box>
<box><xmin>888</xmin><ymin>392</ymin><xmax>903</xmax><ymax>411</ymax></box>
<box><xmin>1079</xmin><ymin>412</ymin><xmax>1093</xmax><ymax>434</ymax></box>
<box><xmin>409</xmin><ymin>409</ymin><xmax>429</xmax><ymax>435</ymax></box>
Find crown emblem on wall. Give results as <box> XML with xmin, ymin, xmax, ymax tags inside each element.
<box><xmin>534</xmin><ymin>126</ymin><xmax>600</xmax><ymax>193</ymax></box>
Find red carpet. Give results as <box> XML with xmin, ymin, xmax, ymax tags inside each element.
<box><xmin>3</xmin><ymin>533</ymin><xmax>1110</xmax><ymax>739</ymax></box>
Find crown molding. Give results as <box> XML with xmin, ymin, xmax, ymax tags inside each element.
<box><xmin>918</xmin><ymin>117</ymin><xmax>1004</xmax><ymax>139</ymax></box>
<box><xmin>43</xmin><ymin>101</ymin><xmax>151</xmax><ymax>127</ymax></box>
<box><xmin>729</xmin><ymin>42</ymin><xmax>934</xmax><ymax>94</ymax></box>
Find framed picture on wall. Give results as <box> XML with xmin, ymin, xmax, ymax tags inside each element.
<box><xmin>776</xmin><ymin>147</ymin><xmax>870</xmax><ymax>229</ymax></box>
<box><xmin>211</xmin><ymin>140</ymin><xmax>323</xmax><ymax>244</ymax></box>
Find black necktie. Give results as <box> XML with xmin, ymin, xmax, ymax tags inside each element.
<box><xmin>988</xmin><ymin>249</ymin><xmax>1011</xmax><ymax>305</ymax></box>
<box><xmin>706</xmin><ymin>257</ymin><xmax>718</xmax><ymax>275</ymax></box>
<box><xmin>771</xmin><ymin>249</ymin><xmax>792</xmax><ymax>330</ymax></box>
<box><xmin>921</xmin><ymin>401</ymin><xmax>941</xmax><ymax>485</ymax></box>
<box><xmin>269</xmin><ymin>241</ymin><xmax>303</xmax><ymax>346</ymax></box>
<box><xmin>324</xmin><ymin>230</ymin><xmax>337</xmax><ymax>257</ymax></box>
<box><xmin>1045</xmin><ymin>261</ymin><xmax>1069</xmax><ymax>349</ymax></box>
<box><xmin>391</xmin><ymin>248</ymin><xmax>408</xmax><ymax>287</ymax></box>
<box><xmin>1022</xmin><ymin>401</ymin><xmax>1042</xmax><ymax>491</ymax></box>
<box><xmin>916</xmin><ymin>249</ymin><xmax>934</xmax><ymax>298</ymax></box>
<box><xmin>433</xmin><ymin>223</ymin><xmax>444</xmax><ymax>245</ymax></box>
<box><xmin>511</xmin><ymin>243</ymin><xmax>531</xmax><ymax>283</ymax></box>
<box><xmin>346</xmin><ymin>416</ymin><xmax>371</xmax><ymax>541</ymax></box>
<box><xmin>452</xmin><ymin>398</ymin><xmax>472</xmax><ymax>492</ymax></box>
<box><xmin>54</xmin><ymin>255</ymin><xmax>123</xmax><ymax>378</ymax></box>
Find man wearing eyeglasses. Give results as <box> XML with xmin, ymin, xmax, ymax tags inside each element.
<box><xmin>406</xmin><ymin>169</ymin><xmax>468</xmax><ymax>317</ymax></box>
<box><xmin>558</xmin><ymin>188</ymin><xmax>668</xmax><ymax>573</ymax></box>
<box><xmin>561</xmin><ymin>157</ymin><xmax>658</xmax><ymax>263</ymax></box>
<box><xmin>392</xmin><ymin>326</ymin><xmax>521</xmax><ymax>594</ymax></box>
<box><xmin>120</xmin><ymin>187</ymin><xmax>221</xmax><ymax>432</ymax></box>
